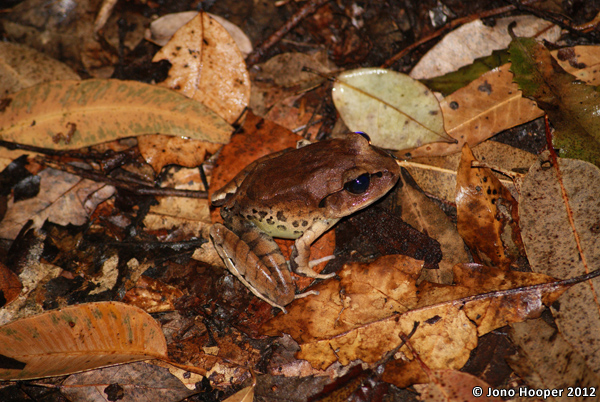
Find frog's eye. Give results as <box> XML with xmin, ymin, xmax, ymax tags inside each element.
<box><xmin>355</xmin><ymin>132</ymin><xmax>371</xmax><ymax>143</ymax></box>
<box><xmin>344</xmin><ymin>173</ymin><xmax>370</xmax><ymax>194</ymax></box>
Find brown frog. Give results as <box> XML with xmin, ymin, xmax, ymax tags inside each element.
<box><xmin>210</xmin><ymin>132</ymin><xmax>400</xmax><ymax>312</ymax></box>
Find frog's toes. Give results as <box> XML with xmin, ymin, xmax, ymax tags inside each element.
<box><xmin>308</xmin><ymin>255</ymin><xmax>335</xmax><ymax>269</ymax></box>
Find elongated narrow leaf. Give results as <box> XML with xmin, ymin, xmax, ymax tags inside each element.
<box><xmin>0</xmin><ymin>302</ymin><xmax>167</xmax><ymax>380</ymax></box>
<box><xmin>0</xmin><ymin>79</ymin><xmax>232</xmax><ymax>150</ymax></box>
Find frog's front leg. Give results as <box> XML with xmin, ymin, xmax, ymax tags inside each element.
<box><xmin>210</xmin><ymin>223</ymin><xmax>317</xmax><ymax>313</ymax></box>
<box><xmin>291</xmin><ymin>220</ymin><xmax>337</xmax><ymax>279</ymax></box>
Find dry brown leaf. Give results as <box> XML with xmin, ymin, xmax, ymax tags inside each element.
<box><xmin>0</xmin><ymin>42</ymin><xmax>80</xmax><ymax>97</ymax></box>
<box><xmin>138</xmin><ymin>134</ymin><xmax>221</xmax><ymax>173</ymax></box>
<box><xmin>554</xmin><ymin>45</ymin><xmax>600</xmax><ymax>85</ymax></box>
<box><xmin>508</xmin><ymin>318</ymin><xmax>600</xmax><ymax>400</ymax></box>
<box><xmin>153</xmin><ymin>12</ymin><xmax>251</xmax><ymax>124</ymax></box>
<box><xmin>223</xmin><ymin>383</ymin><xmax>255</xmax><ymax>402</ymax></box>
<box><xmin>0</xmin><ymin>301</ymin><xmax>167</xmax><ymax>380</ymax></box>
<box><xmin>0</xmin><ymin>79</ymin><xmax>232</xmax><ymax>150</ymax></box>
<box><xmin>410</xmin><ymin>15</ymin><xmax>560</xmax><ymax>80</ymax></box>
<box><xmin>62</xmin><ymin>361</ymin><xmax>196</xmax><ymax>402</ymax></box>
<box><xmin>0</xmin><ymin>168</ymin><xmax>113</xmax><ymax>240</ymax></box>
<box><xmin>402</xmin><ymin>140</ymin><xmax>536</xmax><ymax>202</ymax></box>
<box><xmin>414</xmin><ymin>370</ymin><xmax>502</xmax><ymax>402</ymax></box>
<box><xmin>0</xmin><ymin>261</ymin><xmax>22</xmax><ymax>307</ymax></box>
<box><xmin>394</xmin><ymin>169</ymin><xmax>468</xmax><ymax>284</ymax></box>
<box><xmin>456</xmin><ymin>144</ymin><xmax>523</xmax><ymax>267</ymax></box>
<box><xmin>262</xmin><ymin>254</ymin><xmax>569</xmax><ymax>387</ymax></box>
<box><xmin>402</xmin><ymin>64</ymin><xmax>543</xmax><ymax>159</ymax></box>
<box><xmin>123</xmin><ymin>275</ymin><xmax>184</xmax><ymax>313</ymax></box>
<box><xmin>519</xmin><ymin>153</ymin><xmax>600</xmax><ymax>374</ymax></box>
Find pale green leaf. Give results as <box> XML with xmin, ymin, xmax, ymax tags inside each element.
<box><xmin>332</xmin><ymin>68</ymin><xmax>449</xmax><ymax>149</ymax></box>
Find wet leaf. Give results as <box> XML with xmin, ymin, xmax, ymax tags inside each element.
<box><xmin>519</xmin><ymin>153</ymin><xmax>600</xmax><ymax>373</ymax></box>
<box><xmin>456</xmin><ymin>144</ymin><xmax>523</xmax><ymax>267</ymax></box>
<box><xmin>0</xmin><ymin>79</ymin><xmax>232</xmax><ymax>150</ymax></box>
<box><xmin>332</xmin><ymin>68</ymin><xmax>449</xmax><ymax>149</ymax></box>
<box><xmin>153</xmin><ymin>12</ymin><xmax>251</xmax><ymax>124</ymax></box>
<box><xmin>509</xmin><ymin>37</ymin><xmax>600</xmax><ymax>167</ymax></box>
<box><xmin>0</xmin><ymin>301</ymin><xmax>167</xmax><ymax>380</ymax></box>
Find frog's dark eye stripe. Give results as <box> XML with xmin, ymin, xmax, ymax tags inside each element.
<box><xmin>344</xmin><ymin>173</ymin><xmax>370</xmax><ymax>194</ymax></box>
<box><xmin>355</xmin><ymin>132</ymin><xmax>371</xmax><ymax>143</ymax></box>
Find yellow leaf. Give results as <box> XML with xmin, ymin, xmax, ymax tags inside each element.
<box><xmin>0</xmin><ymin>79</ymin><xmax>232</xmax><ymax>150</ymax></box>
<box><xmin>0</xmin><ymin>301</ymin><xmax>167</xmax><ymax>380</ymax></box>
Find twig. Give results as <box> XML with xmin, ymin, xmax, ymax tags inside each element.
<box><xmin>44</xmin><ymin>160</ymin><xmax>208</xmax><ymax>199</ymax></box>
<box><xmin>246</xmin><ymin>0</ymin><xmax>330</xmax><ymax>67</ymax></box>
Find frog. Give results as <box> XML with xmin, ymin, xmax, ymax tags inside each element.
<box><xmin>209</xmin><ymin>132</ymin><xmax>400</xmax><ymax>313</ymax></box>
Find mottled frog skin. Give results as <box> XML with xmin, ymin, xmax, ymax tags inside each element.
<box><xmin>210</xmin><ymin>133</ymin><xmax>400</xmax><ymax>312</ymax></box>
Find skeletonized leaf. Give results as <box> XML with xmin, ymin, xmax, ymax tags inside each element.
<box><xmin>0</xmin><ymin>301</ymin><xmax>167</xmax><ymax>380</ymax></box>
<box><xmin>332</xmin><ymin>68</ymin><xmax>449</xmax><ymax>149</ymax></box>
<box><xmin>519</xmin><ymin>153</ymin><xmax>600</xmax><ymax>374</ymax></box>
<box><xmin>153</xmin><ymin>12</ymin><xmax>250</xmax><ymax>124</ymax></box>
<box><xmin>0</xmin><ymin>79</ymin><xmax>232</xmax><ymax>150</ymax></box>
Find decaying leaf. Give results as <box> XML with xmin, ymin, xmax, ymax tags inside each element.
<box><xmin>456</xmin><ymin>144</ymin><xmax>523</xmax><ymax>267</ymax></box>
<box><xmin>0</xmin><ymin>79</ymin><xmax>233</xmax><ymax>150</ymax></box>
<box><xmin>401</xmin><ymin>140</ymin><xmax>536</xmax><ymax>203</ymax></box>
<box><xmin>0</xmin><ymin>301</ymin><xmax>167</xmax><ymax>380</ymax></box>
<box><xmin>554</xmin><ymin>45</ymin><xmax>600</xmax><ymax>85</ymax></box>
<box><xmin>0</xmin><ymin>168</ymin><xmax>114</xmax><ymax>240</ymax></box>
<box><xmin>410</xmin><ymin>15</ymin><xmax>560</xmax><ymax>80</ymax></box>
<box><xmin>0</xmin><ymin>261</ymin><xmax>21</xmax><ymax>308</ymax></box>
<box><xmin>263</xmin><ymin>254</ymin><xmax>572</xmax><ymax>387</ymax></box>
<box><xmin>153</xmin><ymin>12</ymin><xmax>251</xmax><ymax>124</ymax></box>
<box><xmin>146</xmin><ymin>11</ymin><xmax>253</xmax><ymax>57</ymax></box>
<box><xmin>414</xmin><ymin>370</ymin><xmax>501</xmax><ymax>401</ymax></box>
<box><xmin>508</xmin><ymin>318</ymin><xmax>600</xmax><ymax>397</ymax></box>
<box><xmin>332</xmin><ymin>68</ymin><xmax>449</xmax><ymax>149</ymax></box>
<box><xmin>394</xmin><ymin>168</ymin><xmax>468</xmax><ymax>284</ymax></box>
<box><xmin>61</xmin><ymin>361</ymin><xmax>196</xmax><ymax>402</ymax></box>
<box><xmin>519</xmin><ymin>153</ymin><xmax>600</xmax><ymax>374</ymax></box>
<box><xmin>138</xmin><ymin>134</ymin><xmax>221</xmax><ymax>173</ymax></box>
<box><xmin>0</xmin><ymin>42</ymin><xmax>80</xmax><ymax>97</ymax></box>
<box><xmin>509</xmin><ymin>36</ymin><xmax>600</xmax><ymax>167</ymax></box>
<box><xmin>402</xmin><ymin>64</ymin><xmax>543</xmax><ymax>159</ymax></box>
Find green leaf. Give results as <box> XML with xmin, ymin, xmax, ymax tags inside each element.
<box><xmin>509</xmin><ymin>37</ymin><xmax>600</xmax><ymax>167</ymax></box>
<box><xmin>421</xmin><ymin>49</ymin><xmax>510</xmax><ymax>96</ymax></box>
<box><xmin>332</xmin><ymin>68</ymin><xmax>450</xmax><ymax>150</ymax></box>
<box><xmin>0</xmin><ymin>79</ymin><xmax>233</xmax><ymax>150</ymax></box>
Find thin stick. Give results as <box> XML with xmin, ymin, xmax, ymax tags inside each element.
<box><xmin>246</xmin><ymin>0</ymin><xmax>330</xmax><ymax>67</ymax></box>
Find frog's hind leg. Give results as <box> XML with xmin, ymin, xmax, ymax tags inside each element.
<box><xmin>210</xmin><ymin>223</ymin><xmax>297</xmax><ymax>312</ymax></box>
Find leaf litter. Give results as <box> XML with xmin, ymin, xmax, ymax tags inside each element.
<box><xmin>1</xmin><ymin>2</ymin><xmax>600</xmax><ymax>401</ymax></box>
